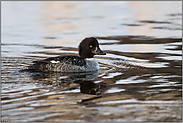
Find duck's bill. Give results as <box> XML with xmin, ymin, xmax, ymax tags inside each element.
<box><xmin>93</xmin><ymin>47</ymin><xmax>106</xmax><ymax>55</ymax></box>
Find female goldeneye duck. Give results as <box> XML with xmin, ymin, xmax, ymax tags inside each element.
<box><xmin>28</xmin><ymin>37</ymin><xmax>106</xmax><ymax>72</ymax></box>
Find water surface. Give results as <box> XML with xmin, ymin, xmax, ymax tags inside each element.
<box><xmin>1</xmin><ymin>1</ymin><xmax>182</xmax><ymax>122</ymax></box>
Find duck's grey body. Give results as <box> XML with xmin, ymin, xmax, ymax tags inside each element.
<box><xmin>28</xmin><ymin>55</ymin><xmax>99</xmax><ymax>72</ymax></box>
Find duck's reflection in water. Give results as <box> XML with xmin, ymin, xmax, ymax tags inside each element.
<box><xmin>80</xmin><ymin>81</ymin><xmax>106</xmax><ymax>95</ymax></box>
<box><xmin>30</xmin><ymin>70</ymin><xmax>99</xmax><ymax>81</ymax></box>
<box><xmin>29</xmin><ymin>70</ymin><xmax>106</xmax><ymax>95</ymax></box>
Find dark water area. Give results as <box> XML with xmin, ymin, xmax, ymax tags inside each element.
<box><xmin>1</xmin><ymin>1</ymin><xmax>182</xmax><ymax>122</ymax></box>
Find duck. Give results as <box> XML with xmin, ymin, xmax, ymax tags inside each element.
<box><xmin>28</xmin><ymin>37</ymin><xmax>106</xmax><ymax>72</ymax></box>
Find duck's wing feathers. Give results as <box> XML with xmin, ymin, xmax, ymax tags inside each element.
<box><xmin>33</xmin><ymin>55</ymin><xmax>86</xmax><ymax>66</ymax></box>
<box><xmin>28</xmin><ymin>55</ymin><xmax>87</xmax><ymax>72</ymax></box>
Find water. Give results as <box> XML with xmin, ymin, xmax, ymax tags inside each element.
<box><xmin>1</xmin><ymin>1</ymin><xmax>182</xmax><ymax>122</ymax></box>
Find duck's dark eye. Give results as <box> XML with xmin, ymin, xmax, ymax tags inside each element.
<box><xmin>89</xmin><ymin>45</ymin><xmax>93</xmax><ymax>48</ymax></box>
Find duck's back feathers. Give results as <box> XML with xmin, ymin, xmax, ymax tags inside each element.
<box><xmin>29</xmin><ymin>55</ymin><xmax>86</xmax><ymax>72</ymax></box>
<box><xmin>33</xmin><ymin>56</ymin><xmax>86</xmax><ymax>66</ymax></box>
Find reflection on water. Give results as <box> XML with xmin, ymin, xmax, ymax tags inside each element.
<box><xmin>1</xmin><ymin>1</ymin><xmax>182</xmax><ymax>122</ymax></box>
<box><xmin>127</xmin><ymin>1</ymin><xmax>182</xmax><ymax>37</ymax></box>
